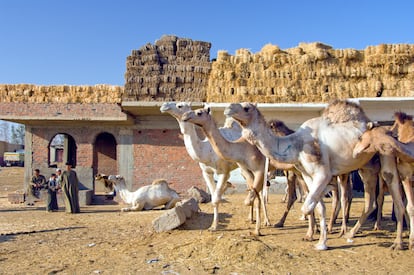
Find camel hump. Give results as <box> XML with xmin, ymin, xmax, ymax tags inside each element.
<box><xmin>151</xmin><ymin>178</ymin><xmax>169</xmax><ymax>186</ymax></box>
<box><xmin>322</xmin><ymin>100</ymin><xmax>370</xmax><ymax>124</ymax></box>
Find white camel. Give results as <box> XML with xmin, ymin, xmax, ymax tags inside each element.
<box><xmin>160</xmin><ymin>102</ymin><xmax>245</xmax><ymax>231</ymax></box>
<box><xmin>97</xmin><ymin>174</ymin><xmax>181</xmax><ymax>212</ymax></box>
<box><xmin>224</xmin><ymin>100</ymin><xmax>402</xmax><ymax>250</ymax></box>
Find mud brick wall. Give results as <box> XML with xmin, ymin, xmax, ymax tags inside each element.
<box><xmin>133</xmin><ymin>129</ymin><xmax>203</xmax><ymax>192</ymax></box>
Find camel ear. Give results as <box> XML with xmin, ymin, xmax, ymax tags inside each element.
<box><xmin>253</xmin><ymin>102</ymin><xmax>258</xmax><ymax>107</ymax></box>
<box><xmin>207</xmin><ymin>107</ymin><xmax>211</xmax><ymax>114</ymax></box>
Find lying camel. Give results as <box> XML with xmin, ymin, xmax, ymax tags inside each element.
<box><xmin>96</xmin><ymin>174</ymin><xmax>181</xmax><ymax>212</ymax></box>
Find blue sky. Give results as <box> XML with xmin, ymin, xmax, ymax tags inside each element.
<box><xmin>0</xmin><ymin>0</ymin><xmax>413</xmax><ymax>86</ymax></box>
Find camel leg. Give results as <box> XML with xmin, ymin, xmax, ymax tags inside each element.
<box><xmin>345</xmin><ymin>167</ymin><xmax>377</xmax><ymax>241</ymax></box>
<box><xmin>314</xmin><ymin>200</ymin><xmax>328</xmax><ymax>250</ymax></box>
<box><xmin>398</xmin><ymin>162</ymin><xmax>414</xmax><ymax>250</ymax></box>
<box><xmin>337</xmin><ymin>174</ymin><xmax>350</xmax><ymax>237</ymax></box>
<box><xmin>380</xmin><ymin>155</ymin><xmax>405</xmax><ymax>250</ymax></box>
<box><xmin>254</xmin><ymin>190</ymin><xmax>263</xmax><ymax>236</ymax></box>
<box><xmin>200</xmin><ymin>165</ymin><xmax>216</xmax><ymax>196</ymax></box>
<box><xmin>303</xmin><ymin>212</ymin><xmax>315</xmax><ymax>241</ymax></box>
<box><xmin>328</xmin><ymin>182</ymin><xmax>339</xmax><ymax>233</ymax></box>
<box><xmin>260</xmin><ymin>190</ymin><xmax>271</xmax><ymax>227</ymax></box>
<box><xmin>252</xmin><ymin>170</ymin><xmax>266</xmax><ymax>235</ymax></box>
<box><xmin>274</xmin><ymin>171</ymin><xmax>297</xmax><ymax>228</ymax></box>
<box><xmin>374</xmin><ymin>176</ymin><xmax>385</xmax><ymax>230</ymax></box>
<box><xmin>165</xmin><ymin>197</ymin><xmax>180</xmax><ymax>209</ymax></box>
<box><xmin>209</xmin><ymin>173</ymin><xmax>230</xmax><ymax>231</ymax></box>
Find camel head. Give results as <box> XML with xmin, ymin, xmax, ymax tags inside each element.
<box><xmin>94</xmin><ymin>173</ymin><xmax>114</xmax><ymax>189</ymax></box>
<box><xmin>224</xmin><ymin>102</ymin><xmax>258</xmax><ymax>127</ymax></box>
<box><xmin>107</xmin><ymin>175</ymin><xmax>125</xmax><ymax>188</ymax></box>
<box><xmin>268</xmin><ymin>119</ymin><xmax>294</xmax><ymax>136</ymax></box>
<box><xmin>182</xmin><ymin>107</ymin><xmax>212</xmax><ymax>127</ymax></box>
<box><xmin>353</xmin><ymin>126</ymin><xmax>398</xmax><ymax>158</ymax></box>
<box><xmin>390</xmin><ymin>111</ymin><xmax>414</xmax><ymax>143</ymax></box>
<box><xmin>160</xmin><ymin>102</ymin><xmax>193</xmax><ymax>120</ymax></box>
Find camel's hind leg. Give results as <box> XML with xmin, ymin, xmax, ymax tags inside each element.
<box><xmin>274</xmin><ymin>171</ymin><xmax>297</xmax><ymax>228</ymax></box>
<box><xmin>345</xmin><ymin>167</ymin><xmax>377</xmax><ymax>242</ymax></box>
<box><xmin>380</xmin><ymin>155</ymin><xmax>405</xmax><ymax>250</ymax></box>
<box><xmin>374</xmin><ymin>176</ymin><xmax>385</xmax><ymax>230</ymax></box>
<box><xmin>398</xmin><ymin>162</ymin><xmax>414</xmax><ymax>250</ymax></box>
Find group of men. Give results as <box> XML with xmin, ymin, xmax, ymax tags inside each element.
<box><xmin>28</xmin><ymin>162</ymin><xmax>80</xmax><ymax>213</ymax></box>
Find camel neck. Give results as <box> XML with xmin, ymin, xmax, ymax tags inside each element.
<box><xmin>247</xmin><ymin>120</ymin><xmax>302</xmax><ymax>164</ymax></box>
<box><xmin>178</xmin><ymin>120</ymin><xmax>211</xmax><ymax>162</ymax></box>
<box><xmin>201</xmin><ymin>118</ymin><xmax>245</xmax><ymax>163</ymax></box>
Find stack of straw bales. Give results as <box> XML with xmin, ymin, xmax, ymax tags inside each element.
<box><xmin>0</xmin><ymin>84</ymin><xmax>123</xmax><ymax>103</ymax></box>
<box><xmin>124</xmin><ymin>35</ymin><xmax>212</xmax><ymax>102</ymax></box>
<box><xmin>207</xmin><ymin>42</ymin><xmax>414</xmax><ymax>103</ymax></box>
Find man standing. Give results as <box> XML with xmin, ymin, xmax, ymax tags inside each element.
<box><xmin>61</xmin><ymin>162</ymin><xmax>80</xmax><ymax>213</ymax></box>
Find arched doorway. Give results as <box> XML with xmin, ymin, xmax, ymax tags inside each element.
<box><xmin>93</xmin><ymin>132</ymin><xmax>117</xmax><ymax>194</ymax></box>
<box><xmin>48</xmin><ymin>133</ymin><xmax>77</xmax><ymax>168</ymax></box>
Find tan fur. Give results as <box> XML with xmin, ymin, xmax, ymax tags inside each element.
<box><xmin>392</xmin><ymin>112</ymin><xmax>414</xmax><ymax>143</ymax></box>
<box><xmin>322</xmin><ymin>100</ymin><xmax>370</xmax><ymax>124</ymax></box>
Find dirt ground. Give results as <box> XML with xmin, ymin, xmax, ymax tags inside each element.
<box><xmin>0</xmin><ymin>167</ymin><xmax>413</xmax><ymax>274</ymax></box>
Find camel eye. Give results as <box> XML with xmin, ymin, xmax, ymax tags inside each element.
<box><xmin>243</xmin><ymin>107</ymin><xmax>249</xmax><ymax>112</ymax></box>
<box><xmin>197</xmin><ymin>111</ymin><xmax>202</xmax><ymax>116</ymax></box>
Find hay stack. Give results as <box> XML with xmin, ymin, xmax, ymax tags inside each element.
<box><xmin>124</xmin><ymin>35</ymin><xmax>211</xmax><ymax>102</ymax></box>
<box><xmin>0</xmin><ymin>84</ymin><xmax>123</xmax><ymax>103</ymax></box>
<box><xmin>207</xmin><ymin>43</ymin><xmax>414</xmax><ymax>103</ymax></box>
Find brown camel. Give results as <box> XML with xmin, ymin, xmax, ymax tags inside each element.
<box><xmin>182</xmin><ymin>107</ymin><xmax>271</xmax><ymax>236</ymax></box>
<box><xmin>353</xmin><ymin>113</ymin><xmax>414</xmax><ymax>250</ymax></box>
<box><xmin>224</xmin><ymin>100</ymin><xmax>402</xmax><ymax>250</ymax></box>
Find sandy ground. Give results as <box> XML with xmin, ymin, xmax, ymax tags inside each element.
<box><xmin>0</xmin><ymin>167</ymin><xmax>413</xmax><ymax>275</ymax></box>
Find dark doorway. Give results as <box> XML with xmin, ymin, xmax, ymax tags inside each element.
<box><xmin>93</xmin><ymin>132</ymin><xmax>117</xmax><ymax>194</ymax></box>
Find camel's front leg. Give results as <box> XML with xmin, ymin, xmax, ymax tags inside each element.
<box><xmin>304</xmin><ymin>212</ymin><xmax>315</xmax><ymax>241</ymax></box>
<box><xmin>209</xmin><ymin>173</ymin><xmax>230</xmax><ymax>231</ymax></box>
<box><xmin>165</xmin><ymin>197</ymin><xmax>181</xmax><ymax>209</ymax></box>
<box><xmin>259</xmin><ymin>189</ymin><xmax>271</xmax><ymax>227</ymax></box>
<box><xmin>314</xmin><ymin>200</ymin><xmax>328</xmax><ymax>250</ymax></box>
<box><xmin>200</xmin><ymin>165</ymin><xmax>216</xmax><ymax>197</ymax></box>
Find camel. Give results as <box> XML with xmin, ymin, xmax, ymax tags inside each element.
<box><xmin>182</xmin><ymin>107</ymin><xmax>272</xmax><ymax>236</ymax></box>
<box><xmin>95</xmin><ymin>174</ymin><xmax>181</xmax><ymax>212</ymax></box>
<box><xmin>224</xmin><ymin>100</ymin><xmax>400</xmax><ymax>250</ymax></box>
<box><xmin>160</xmin><ymin>102</ymin><xmax>249</xmax><ymax>231</ymax></box>
<box><xmin>353</xmin><ymin>114</ymin><xmax>414</xmax><ymax>250</ymax></box>
<box><xmin>160</xmin><ymin>102</ymin><xmax>240</xmax><ymax>197</ymax></box>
